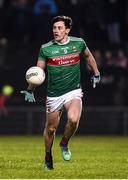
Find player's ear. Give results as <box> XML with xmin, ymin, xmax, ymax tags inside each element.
<box><xmin>66</xmin><ymin>28</ymin><xmax>70</xmax><ymax>35</ymax></box>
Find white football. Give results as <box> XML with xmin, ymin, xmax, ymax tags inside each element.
<box><xmin>26</xmin><ymin>66</ymin><xmax>45</xmax><ymax>85</ymax></box>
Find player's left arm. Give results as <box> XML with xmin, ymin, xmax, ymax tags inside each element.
<box><xmin>83</xmin><ymin>47</ymin><xmax>100</xmax><ymax>88</ymax></box>
<box><xmin>84</xmin><ymin>47</ymin><xmax>99</xmax><ymax>75</ymax></box>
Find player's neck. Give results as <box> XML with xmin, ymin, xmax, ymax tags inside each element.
<box><xmin>55</xmin><ymin>36</ymin><xmax>70</xmax><ymax>45</ymax></box>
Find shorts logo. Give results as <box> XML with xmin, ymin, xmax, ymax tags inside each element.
<box><xmin>47</xmin><ymin>107</ymin><xmax>51</xmax><ymax>112</ymax></box>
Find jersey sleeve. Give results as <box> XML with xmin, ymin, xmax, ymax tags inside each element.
<box><xmin>81</xmin><ymin>38</ymin><xmax>87</xmax><ymax>52</ymax></box>
<box><xmin>38</xmin><ymin>47</ymin><xmax>46</xmax><ymax>61</ymax></box>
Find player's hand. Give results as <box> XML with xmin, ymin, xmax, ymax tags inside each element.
<box><xmin>20</xmin><ymin>90</ymin><xmax>36</xmax><ymax>102</ymax></box>
<box><xmin>91</xmin><ymin>74</ymin><xmax>100</xmax><ymax>88</ymax></box>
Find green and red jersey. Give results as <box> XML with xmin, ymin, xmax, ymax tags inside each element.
<box><xmin>38</xmin><ymin>36</ymin><xmax>87</xmax><ymax>97</ymax></box>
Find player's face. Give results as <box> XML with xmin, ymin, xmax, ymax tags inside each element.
<box><xmin>53</xmin><ymin>21</ymin><xmax>70</xmax><ymax>43</ymax></box>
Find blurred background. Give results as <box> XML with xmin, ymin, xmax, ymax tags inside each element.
<box><xmin>0</xmin><ymin>0</ymin><xmax>128</xmax><ymax>135</ymax></box>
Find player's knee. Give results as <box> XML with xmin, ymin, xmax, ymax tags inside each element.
<box><xmin>68</xmin><ymin>114</ymin><xmax>79</xmax><ymax>125</ymax></box>
<box><xmin>47</xmin><ymin>127</ymin><xmax>56</xmax><ymax>136</ymax></box>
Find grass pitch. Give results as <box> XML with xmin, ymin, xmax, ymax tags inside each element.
<box><xmin>0</xmin><ymin>135</ymin><xmax>128</xmax><ymax>179</ymax></box>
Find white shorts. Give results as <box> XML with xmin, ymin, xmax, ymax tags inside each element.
<box><xmin>46</xmin><ymin>89</ymin><xmax>83</xmax><ymax>113</ymax></box>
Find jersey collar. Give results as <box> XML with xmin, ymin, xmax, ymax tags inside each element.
<box><xmin>54</xmin><ymin>37</ymin><xmax>70</xmax><ymax>45</ymax></box>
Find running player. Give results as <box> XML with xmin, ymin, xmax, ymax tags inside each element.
<box><xmin>21</xmin><ymin>15</ymin><xmax>100</xmax><ymax>170</ymax></box>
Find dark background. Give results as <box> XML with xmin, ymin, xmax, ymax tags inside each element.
<box><xmin>0</xmin><ymin>0</ymin><xmax>128</xmax><ymax>134</ymax></box>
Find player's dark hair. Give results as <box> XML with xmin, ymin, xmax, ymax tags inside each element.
<box><xmin>52</xmin><ymin>15</ymin><xmax>73</xmax><ymax>29</ymax></box>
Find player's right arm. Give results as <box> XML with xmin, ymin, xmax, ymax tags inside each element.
<box><xmin>27</xmin><ymin>60</ymin><xmax>46</xmax><ymax>91</ymax></box>
<box><xmin>20</xmin><ymin>46</ymin><xmax>47</xmax><ymax>102</ymax></box>
<box><xmin>30</xmin><ymin>45</ymin><xmax>47</xmax><ymax>89</ymax></box>
<box><xmin>37</xmin><ymin>59</ymin><xmax>46</xmax><ymax>69</ymax></box>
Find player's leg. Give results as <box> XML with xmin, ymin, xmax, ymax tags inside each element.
<box><xmin>44</xmin><ymin>110</ymin><xmax>62</xmax><ymax>170</ymax></box>
<box><xmin>60</xmin><ymin>98</ymin><xmax>82</xmax><ymax>160</ymax></box>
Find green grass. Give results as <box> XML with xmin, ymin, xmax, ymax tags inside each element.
<box><xmin>0</xmin><ymin>135</ymin><xmax>128</xmax><ymax>179</ymax></box>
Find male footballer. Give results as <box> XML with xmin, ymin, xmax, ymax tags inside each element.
<box><xmin>21</xmin><ymin>15</ymin><xmax>100</xmax><ymax>170</ymax></box>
